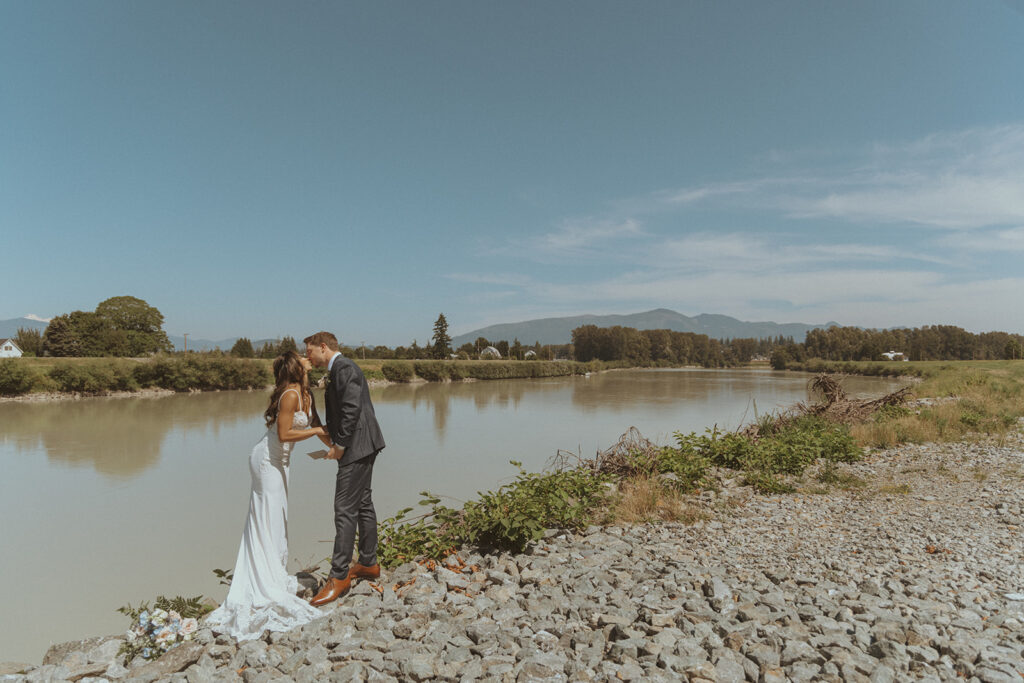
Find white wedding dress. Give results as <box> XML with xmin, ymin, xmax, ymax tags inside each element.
<box><xmin>205</xmin><ymin>389</ymin><xmax>324</xmax><ymax>640</ymax></box>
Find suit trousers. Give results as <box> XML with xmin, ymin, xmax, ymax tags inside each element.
<box><xmin>330</xmin><ymin>453</ymin><xmax>378</xmax><ymax>579</ymax></box>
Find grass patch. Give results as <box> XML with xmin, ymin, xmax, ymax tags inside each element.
<box><xmin>792</xmin><ymin>360</ymin><xmax>1024</xmax><ymax>447</ymax></box>
<box><xmin>603</xmin><ymin>476</ymin><xmax>708</xmax><ymax>524</ymax></box>
<box><xmin>814</xmin><ymin>460</ymin><xmax>868</xmax><ymax>490</ymax></box>
<box><xmin>878</xmin><ymin>483</ymin><xmax>912</xmax><ymax>495</ymax></box>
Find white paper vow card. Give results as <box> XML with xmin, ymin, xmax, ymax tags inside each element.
<box><xmin>307</xmin><ymin>449</ymin><xmax>329</xmax><ymax>459</ymax></box>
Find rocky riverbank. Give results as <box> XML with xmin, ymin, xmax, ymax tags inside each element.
<box><xmin>5</xmin><ymin>436</ymin><xmax>1022</xmax><ymax>682</ymax></box>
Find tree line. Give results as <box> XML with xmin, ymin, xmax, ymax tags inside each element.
<box><xmin>18</xmin><ymin>301</ymin><xmax>1024</xmax><ymax>366</ymax></box>
<box><xmin>771</xmin><ymin>325</ymin><xmax>1024</xmax><ymax>367</ymax></box>
<box><xmin>570</xmin><ymin>324</ymin><xmax>779</xmax><ymax>367</ymax></box>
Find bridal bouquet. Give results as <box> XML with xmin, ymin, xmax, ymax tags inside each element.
<box><xmin>117</xmin><ymin>595</ymin><xmax>210</xmax><ymax>662</ymax></box>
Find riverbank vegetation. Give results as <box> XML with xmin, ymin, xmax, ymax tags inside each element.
<box><xmin>783</xmin><ymin>360</ymin><xmax>1024</xmax><ymax>448</ymax></box>
<box><xmin>376</xmin><ymin>361</ymin><xmax>1024</xmax><ymax>567</ymax></box>
<box><xmin>0</xmin><ymin>355</ymin><xmax>270</xmax><ymax>395</ymax></box>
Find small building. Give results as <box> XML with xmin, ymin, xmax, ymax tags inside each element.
<box><xmin>524</xmin><ymin>350</ymin><xmax>537</xmax><ymax>359</ymax></box>
<box><xmin>881</xmin><ymin>350</ymin><xmax>908</xmax><ymax>361</ymax></box>
<box><xmin>0</xmin><ymin>338</ymin><xmax>23</xmax><ymax>358</ymax></box>
<box><xmin>479</xmin><ymin>345</ymin><xmax>502</xmax><ymax>359</ymax></box>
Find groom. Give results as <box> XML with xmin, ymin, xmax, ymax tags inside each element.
<box><xmin>304</xmin><ymin>331</ymin><xmax>386</xmax><ymax>607</ymax></box>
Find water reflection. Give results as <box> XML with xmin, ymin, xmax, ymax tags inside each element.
<box><xmin>0</xmin><ymin>391</ymin><xmax>266</xmax><ymax>479</ymax></box>
<box><xmin>375</xmin><ymin>379</ymin><xmax>566</xmax><ymax>441</ymax></box>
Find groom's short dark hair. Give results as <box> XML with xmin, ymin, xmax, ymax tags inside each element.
<box><xmin>304</xmin><ymin>331</ymin><xmax>339</xmax><ymax>351</ymax></box>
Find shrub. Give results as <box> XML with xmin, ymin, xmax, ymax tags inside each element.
<box><xmin>134</xmin><ymin>355</ymin><xmax>269</xmax><ymax>391</ymax></box>
<box><xmin>49</xmin><ymin>361</ymin><xmax>139</xmax><ymax>394</ymax></box>
<box><xmin>412</xmin><ymin>361</ymin><xmax>450</xmax><ymax>382</ymax></box>
<box><xmin>381</xmin><ymin>361</ymin><xmax>414</xmax><ymax>382</ymax></box>
<box><xmin>0</xmin><ymin>359</ymin><xmax>38</xmax><ymax>395</ymax></box>
<box><xmin>664</xmin><ymin>416</ymin><xmax>861</xmax><ymax>492</ymax></box>
<box><xmin>378</xmin><ymin>462</ymin><xmax>610</xmax><ymax>567</ymax></box>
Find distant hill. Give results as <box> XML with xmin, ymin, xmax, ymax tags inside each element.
<box><xmin>0</xmin><ymin>317</ymin><xmax>49</xmax><ymax>339</ymax></box>
<box><xmin>451</xmin><ymin>308</ymin><xmax>839</xmax><ymax>346</ymax></box>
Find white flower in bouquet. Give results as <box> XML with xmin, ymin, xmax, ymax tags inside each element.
<box><xmin>150</xmin><ymin>608</ymin><xmax>169</xmax><ymax>626</ymax></box>
<box><xmin>154</xmin><ymin>626</ymin><xmax>177</xmax><ymax>648</ymax></box>
<box><xmin>125</xmin><ymin>629</ymin><xmax>138</xmax><ymax>643</ymax></box>
<box><xmin>168</xmin><ymin>610</ymin><xmax>182</xmax><ymax>626</ymax></box>
<box><xmin>180</xmin><ymin>618</ymin><xmax>199</xmax><ymax>637</ymax></box>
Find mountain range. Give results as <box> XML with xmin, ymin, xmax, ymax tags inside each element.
<box><xmin>451</xmin><ymin>309</ymin><xmax>839</xmax><ymax>346</ymax></box>
<box><xmin>0</xmin><ymin>317</ymin><xmax>48</xmax><ymax>340</ymax></box>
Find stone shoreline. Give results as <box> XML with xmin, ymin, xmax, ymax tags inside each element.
<box><xmin>3</xmin><ymin>435</ymin><xmax>1022</xmax><ymax>682</ymax></box>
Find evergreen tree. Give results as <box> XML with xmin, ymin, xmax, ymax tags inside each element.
<box><xmin>14</xmin><ymin>327</ymin><xmax>43</xmax><ymax>357</ymax></box>
<box><xmin>431</xmin><ymin>313</ymin><xmax>452</xmax><ymax>359</ymax></box>
<box><xmin>277</xmin><ymin>336</ymin><xmax>298</xmax><ymax>354</ymax></box>
<box><xmin>231</xmin><ymin>338</ymin><xmax>255</xmax><ymax>358</ymax></box>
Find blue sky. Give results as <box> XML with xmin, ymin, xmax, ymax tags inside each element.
<box><xmin>3</xmin><ymin>1</ymin><xmax>1023</xmax><ymax>346</ymax></box>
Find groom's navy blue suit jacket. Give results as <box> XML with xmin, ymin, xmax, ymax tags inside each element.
<box><xmin>322</xmin><ymin>353</ymin><xmax>385</xmax><ymax>464</ymax></box>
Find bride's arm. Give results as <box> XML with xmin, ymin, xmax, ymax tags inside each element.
<box><xmin>277</xmin><ymin>391</ymin><xmax>327</xmax><ymax>443</ymax></box>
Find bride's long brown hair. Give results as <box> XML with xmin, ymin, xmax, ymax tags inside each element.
<box><xmin>264</xmin><ymin>351</ymin><xmax>309</xmax><ymax>427</ymax></box>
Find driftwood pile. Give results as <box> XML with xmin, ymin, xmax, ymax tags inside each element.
<box><xmin>799</xmin><ymin>373</ymin><xmax>912</xmax><ymax>423</ymax></box>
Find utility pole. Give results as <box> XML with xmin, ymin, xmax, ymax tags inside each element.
<box><xmin>361</xmin><ymin>341</ymin><xmax>365</xmax><ymax>359</ymax></box>
<box><xmin>183</xmin><ymin>333</ymin><xmax>188</xmax><ymax>353</ymax></box>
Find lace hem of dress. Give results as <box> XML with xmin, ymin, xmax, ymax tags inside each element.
<box><xmin>204</xmin><ymin>578</ymin><xmax>323</xmax><ymax>641</ymax></box>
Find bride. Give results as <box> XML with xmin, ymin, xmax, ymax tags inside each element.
<box><xmin>205</xmin><ymin>351</ymin><xmax>329</xmax><ymax>640</ymax></box>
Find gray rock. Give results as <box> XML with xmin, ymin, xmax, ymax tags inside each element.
<box><xmin>712</xmin><ymin>656</ymin><xmax>746</xmax><ymax>683</ymax></box>
<box><xmin>121</xmin><ymin>642</ymin><xmax>203</xmax><ymax>682</ymax></box>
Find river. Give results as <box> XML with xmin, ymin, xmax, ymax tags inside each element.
<box><xmin>0</xmin><ymin>369</ymin><xmax>903</xmax><ymax>663</ymax></box>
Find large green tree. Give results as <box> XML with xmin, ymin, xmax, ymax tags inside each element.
<box><xmin>42</xmin><ymin>296</ymin><xmax>172</xmax><ymax>357</ymax></box>
<box><xmin>43</xmin><ymin>311</ymin><xmax>104</xmax><ymax>357</ymax></box>
<box><xmin>94</xmin><ymin>296</ymin><xmax>172</xmax><ymax>356</ymax></box>
<box><xmin>431</xmin><ymin>313</ymin><xmax>452</xmax><ymax>359</ymax></box>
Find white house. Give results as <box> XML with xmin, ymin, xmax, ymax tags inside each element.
<box><xmin>479</xmin><ymin>345</ymin><xmax>502</xmax><ymax>359</ymax></box>
<box><xmin>0</xmin><ymin>338</ymin><xmax>23</xmax><ymax>358</ymax></box>
<box><xmin>881</xmin><ymin>350</ymin><xmax>908</xmax><ymax>361</ymax></box>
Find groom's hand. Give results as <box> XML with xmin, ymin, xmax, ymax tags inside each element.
<box><xmin>325</xmin><ymin>445</ymin><xmax>346</xmax><ymax>460</ymax></box>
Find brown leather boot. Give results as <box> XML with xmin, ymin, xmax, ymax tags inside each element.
<box><xmin>309</xmin><ymin>576</ymin><xmax>351</xmax><ymax>607</ymax></box>
<box><xmin>347</xmin><ymin>563</ymin><xmax>381</xmax><ymax>581</ymax></box>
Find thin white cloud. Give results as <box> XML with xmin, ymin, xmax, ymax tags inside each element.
<box><xmin>667</xmin><ymin>123</ymin><xmax>1024</xmax><ymax>230</ymax></box>
<box><xmin>540</xmin><ymin>217</ymin><xmax>645</xmax><ymax>251</ymax></box>
<box><xmin>938</xmin><ymin>226</ymin><xmax>1024</xmax><ymax>252</ymax></box>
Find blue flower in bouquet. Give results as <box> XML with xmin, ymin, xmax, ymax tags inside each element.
<box><xmin>138</xmin><ymin>610</ymin><xmax>150</xmax><ymax>629</ymax></box>
<box><xmin>168</xmin><ymin>610</ymin><xmax>182</xmax><ymax>631</ymax></box>
<box><xmin>141</xmin><ymin>648</ymin><xmax>152</xmax><ymax>659</ymax></box>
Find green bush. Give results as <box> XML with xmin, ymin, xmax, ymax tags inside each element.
<box><xmin>134</xmin><ymin>355</ymin><xmax>269</xmax><ymax>391</ymax></box>
<box><xmin>0</xmin><ymin>359</ymin><xmax>38</xmax><ymax>395</ymax></box>
<box><xmin>412</xmin><ymin>361</ymin><xmax>450</xmax><ymax>381</ymax></box>
<box><xmin>378</xmin><ymin>462</ymin><xmax>610</xmax><ymax>567</ymax></box>
<box><xmin>664</xmin><ymin>416</ymin><xmax>861</xmax><ymax>493</ymax></box>
<box><xmin>381</xmin><ymin>361</ymin><xmax>414</xmax><ymax>382</ymax></box>
<box><xmin>49</xmin><ymin>361</ymin><xmax>139</xmax><ymax>394</ymax></box>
